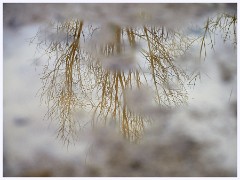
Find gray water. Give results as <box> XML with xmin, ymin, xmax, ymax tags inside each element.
<box><xmin>3</xmin><ymin>3</ymin><xmax>237</xmax><ymax>177</ymax></box>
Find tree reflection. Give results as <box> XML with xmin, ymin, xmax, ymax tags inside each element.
<box><xmin>200</xmin><ymin>13</ymin><xmax>237</xmax><ymax>59</ymax></box>
<box><xmin>34</xmin><ymin>12</ymin><xmax>236</xmax><ymax>144</ymax></box>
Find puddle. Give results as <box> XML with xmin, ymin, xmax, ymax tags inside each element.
<box><xmin>29</xmin><ymin>9</ymin><xmax>237</xmax><ymax>143</ymax></box>
<box><xmin>3</xmin><ymin>4</ymin><xmax>237</xmax><ymax>177</ymax></box>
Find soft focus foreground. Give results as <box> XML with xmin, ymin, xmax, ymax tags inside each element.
<box><xmin>3</xmin><ymin>4</ymin><xmax>237</xmax><ymax>177</ymax></box>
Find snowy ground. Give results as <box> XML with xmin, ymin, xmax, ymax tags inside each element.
<box><xmin>3</xmin><ymin>3</ymin><xmax>237</xmax><ymax>177</ymax></box>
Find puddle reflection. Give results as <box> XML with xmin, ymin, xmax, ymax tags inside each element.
<box><xmin>34</xmin><ymin>12</ymin><xmax>236</xmax><ymax>144</ymax></box>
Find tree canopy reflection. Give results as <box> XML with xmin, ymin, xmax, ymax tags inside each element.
<box><xmin>34</xmin><ymin>12</ymin><xmax>236</xmax><ymax>144</ymax></box>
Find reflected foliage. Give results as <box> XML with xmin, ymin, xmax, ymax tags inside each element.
<box><xmin>33</xmin><ymin>11</ymin><xmax>236</xmax><ymax>144</ymax></box>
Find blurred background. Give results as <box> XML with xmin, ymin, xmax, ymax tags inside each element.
<box><xmin>3</xmin><ymin>3</ymin><xmax>237</xmax><ymax>177</ymax></box>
